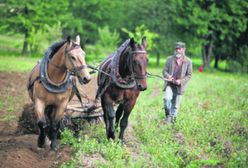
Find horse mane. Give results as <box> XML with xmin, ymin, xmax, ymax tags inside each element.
<box><xmin>44</xmin><ymin>40</ymin><xmax>67</xmax><ymax>59</ymax></box>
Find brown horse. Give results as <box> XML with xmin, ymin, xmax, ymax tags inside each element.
<box><xmin>96</xmin><ymin>37</ymin><xmax>148</xmax><ymax>143</ymax></box>
<box><xmin>27</xmin><ymin>35</ymin><xmax>91</xmax><ymax>150</ymax></box>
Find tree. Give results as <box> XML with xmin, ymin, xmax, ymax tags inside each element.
<box><xmin>122</xmin><ymin>25</ymin><xmax>159</xmax><ymax>52</ymax></box>
<box><xmin>85</xmin><ymin>26</ymin><xmax>121</xmax><ymax>60</ymax></box>
<box><xmin>119</xmin><ymin>0</ymin><xmax>173</xmax><ymax>65</ymax></box>
<box><xmin>67</xmin><ymin>0</ymin><xmax>129</xmax><ymax>44</ymax></box>
<box><xmin>0</xmin><ymin>0</ymin><xmax>72</xmax><ymax>54</ymax></box>
<box><xmin>168</xmin><ymin>0</ymin><xmax>248</xmax><ymax>69</ymax></box>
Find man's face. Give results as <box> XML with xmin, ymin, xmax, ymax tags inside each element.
<box><xmin>175</xmin><ymin>47</ymin><xmax>185</xmax><ymax>54</ymax></box>
<box><xmin>175</xmin><ymin>47</ymin><xmax>185</xmax><ymax>57</ymax></box>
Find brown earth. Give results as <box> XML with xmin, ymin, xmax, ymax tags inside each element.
<box><xmin>0</xmin><ymin>71</ymin><xmax>98</xmax><ymax>168</ymax></box>
<box><xmin>0</xmin><ymin>71</ymin><xmax>154</xmax><ymax>168</ymax></box>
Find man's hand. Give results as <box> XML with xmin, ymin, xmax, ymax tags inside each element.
<box><xmin>175</xmin><ymin>79</ymin><xmax>181</xmax><ymax>85</ymax></box>
<box><xmin>167</xmin><ymin>76</ymin><xmax>174</xmax><ymax>82</ymax></box>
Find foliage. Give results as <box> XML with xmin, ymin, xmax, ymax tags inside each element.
<box><xmin>0</xmin><ymin>0</ymin><xmax>72</xmax><ymax>54</ymax></box>
<box><xmin>122</xmin><ymin>25</ymin><xmax>159</xmax><ymax>52</ymax></box>
<box><xmin>168</xmin><ymin>0</ymin><xmax>248</xmax><ymax>68</ymax></box>
<box><xmin>67</xmin><ymin>0</ymin><xmax>129</xmax><ymax>44</ymax></box>
<box><xmin>227</xmin><ymin>45</ymin><xmax>248</xmax><ymax>73</ymax></box>
<box><xmin>28</xmin><ymin>23</ymin><xmax>63</xmax><ymax>54</ymax></box>
<box><xmin>0</xmin><ymin>0</ymin><xmax>247</xmax><ymax>71</ymax></box>
<box><xmin>85</xmin><ymin>26</ymin><xmax>120</xmax><ymax>60</ymax></box>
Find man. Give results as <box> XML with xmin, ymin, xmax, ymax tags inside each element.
<box><xmin>162</xmin><ymin>41</ymin><xmax>192</xmax><ymax>125</ymax></box>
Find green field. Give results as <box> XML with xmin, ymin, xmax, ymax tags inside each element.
<box><xmin>59</xmin><ymin>69</ymin><xmax>248</xmax><ymax>167</ymax></box>
<box><xmin>0</xmin><ymin>34</ymin><xmax>247</xmax><ymax>167</ymax></box>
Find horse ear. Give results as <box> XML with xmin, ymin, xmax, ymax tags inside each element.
<box><xmin>130</xmin><ymin>37</ymin><xmax>135</xmax><ymax>49</ymax></box>
<box><xmin>66</xmin><ymin>36</ymin><xmax>72</xmax><ymax>50</ymax></box>
<box><xmin>141</xmin><ymin>36</ymin><xmax>147</xmax><ymax>49</ymax></box>
<box><xmin>67</xmin><ymin>36</ymin><xmax>71</xmax><ymax>42</ymax></box>
<box><xmin>75</xmin><ymin>35</ymin><xmax>80</xmax><ymax>45</ymax></box>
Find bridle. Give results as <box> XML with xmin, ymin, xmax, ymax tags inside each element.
<box><xmin>128</xmin><ymin>50</ymin><xmax>148</xmax><ymax>82</ymax></box>
<box><xmin>48</xmin><ymin>44</ymin><xmax>88</xmax><ymax>78</ymax></box>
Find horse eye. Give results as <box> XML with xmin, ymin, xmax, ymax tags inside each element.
<box><xmin>146</xmin><ymin>58</ymin><xmax>149</xmax><ymax>62</ymax></box>
<box><xmin>71</xmin><ymin>56</ymin><xmax>76</xmax><ymax>61</ymax></box>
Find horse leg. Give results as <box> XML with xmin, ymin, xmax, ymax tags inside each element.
<box><xmin>35</xmin><ymin>99</ymin><xmax>46</xmax><ymax>148</ymax></box>
<box><xmin>49</xmin><ymin>120</ymin><xmax>60</xmax><ymax>151</ymax></box>
<box><xmin>49</xmin><ymin>105</ymin><xmax>65</xmax><ymax>151</ymax></box>
<box><xmin>46</xmin><ymin>105</ymin><xmax>55</xmax><ymax>141</ymax></box>
<box><xmin>101</xmin><ymin>97</ymin><xmax>115</xmax><ymax>140</ymax></box>
<box><xmin>118</xmin><ymin>110</ymin><xmax>131</xmax><ymax>144</ymax></box>
<box><xmin>115</xmin><ymin>104</ymin><xmax>124</xmax><ymax>130</ymax></box>
<box><xmin>119</xmin><ymin>100</ymin><xmax>136</xmax><ymax>143</ymax></box>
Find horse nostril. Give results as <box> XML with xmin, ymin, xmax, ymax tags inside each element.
<box><xmin>83</xmin><ymin>76</ymin><xmax>90</xmax><ymax>83</ymax></box>
<box><xmin>138</xmin><ymin>84</ymin><xmax>147</xmax><ymax>91</ymax></box>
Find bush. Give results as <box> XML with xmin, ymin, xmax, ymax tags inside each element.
<box><xmin>28</xmin><ymin>22</ymin><xmax>63</xmax><ymax>56</ymax></box>
<box><xmin>122</xmin><ymin>24</ymin><xmax>159</xmax><ymax>52</ymax></box>
<box><xmin>227</xmin><ymin>45</ymin><xmax>248</xmax><ymax>73</ymax></box>
<box><xmin>85</xmin><ymin>26</ymin><xmax>120</xmax><ymax>61</ymax></box>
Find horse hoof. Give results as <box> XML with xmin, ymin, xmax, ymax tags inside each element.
<box><xmin>50</xmin><ymin>146</ymin><xmax>58</xmax><ymax>152</ymax></box>
<box><xmin>37</xmin><ymin>119</ymin><xmax>47</xmax><ymax>129</ymax></box>
<box><xmin>117</xmin><ymin>139</ymin><xmax>126</xmax><ymax>146</ymax></box>
<box><xmin>108</xmin><ymin>132</ymin><xmax>115</xmax><ymax>140</ymax></box>
<box><xmin>38</xmin><ymin>136</ymin><xmax>46</xmax><ymax>148</ymax></box>
<box><xmin>50</xmin><ymin>142</ymin><xmax>58</xmax><ymax>151</ymax></box>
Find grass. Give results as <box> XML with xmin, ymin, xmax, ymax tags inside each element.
<box><xmin>60</xmin><ymin>69</ymin><xmax>248</xmax><ymax>167</ymax></box>
<box><xmin>0</xmin><ymin>34</ymin><xmax>24</xmax><ymax>56</ymax></box>
<box><xmin>0</xmin><ymin>56</ymin><xmax>39</xmax><ymax>72</ymax></box>
<box><xmin>132</xmin><ymin>69</ymin><xmax>248</xmax><ymax>167</ymax></box>
<box><xmin>0</xmin><ymin>33</ymin><xmax>247</xmax><ymax>167</ymax></box>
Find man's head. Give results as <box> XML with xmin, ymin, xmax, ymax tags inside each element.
<box><xmin>174</xmin><ymin>41</ymin><xmax>186</xmax><ymax>58</ymax></box>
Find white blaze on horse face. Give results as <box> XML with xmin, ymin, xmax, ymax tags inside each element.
<box><xmin>70</xmin><ymin>47</ymin><xmax>91</xmax><ymax>81</ymax></box>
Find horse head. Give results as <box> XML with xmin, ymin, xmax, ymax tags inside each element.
<box><xmin>129</xmin><ymin>37</ymin><xmax>148</xmax><ymax>91</ymax></box>
<box><xmin>64</xmin><ymin>35</ymin><xmax>91</xmax><ymax>84</ymax></box>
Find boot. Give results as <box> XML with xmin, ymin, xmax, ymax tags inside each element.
<box><xmin>171</xmin><ymin>116</ymin><xmax>177</xmax><ymax>125</ymax></box>
<box><xmin>163</xmin><ymin>115</ymin><xmax>171</xmax><ymax>125</ymax></box>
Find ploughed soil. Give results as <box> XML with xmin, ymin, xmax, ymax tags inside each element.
<box><xmin>0</xmin><ymin>71</ymin><xmax>98</xmax><ymax>168</ymax></box>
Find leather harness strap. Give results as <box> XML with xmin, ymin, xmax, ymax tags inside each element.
<box><xmin>28</xmin><ymin>40</ymin><xmax>86</xmax><ymax>107</ymax></box>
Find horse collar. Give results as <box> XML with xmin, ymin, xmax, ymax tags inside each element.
<box><xmin>40</xmin><ymin>55</ymin><xmax>72</xmax><ymax>93</ymax></box>
<box><xmin>110</xmin><ymin>40</ymin><xmax>136</xmax><ymax>89</ymax></box>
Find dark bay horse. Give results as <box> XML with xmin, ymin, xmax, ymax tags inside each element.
<box><xmin>27</xmin><ymin>35</ymin><xmax>91</xmax><ymax>150</ymax></box>
<box><xmin>96</xmin><ymin>37</ymin><xmax>148</xmax><ymax>143</ymax></box>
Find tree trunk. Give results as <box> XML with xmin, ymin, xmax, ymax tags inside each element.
<box><xmin>214</xmin><ymin>54</ymin><xmax>219</xmax><ymax>69</ymax></box>
<box><xmin>156</xmin><ymin>52</ymin><xmax>160</xmax><ymax>66</ymax></box>
<box><xmin>202</xmin><ymin>36</ymin><xmax>213</xmax><ymax>68</ymax></box>
<box><xmin>22</xmin><ymin>6</ymin><xmax>29</xmax><ymax>55</ymax></box>
<box><xmin>22</xmin><ymin>29</ymin><xmax>28</xmax><ymax>55</ymax></box>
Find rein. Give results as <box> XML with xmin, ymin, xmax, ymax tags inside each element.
<box><xmin>88</xmin><ymin>64</ymin><xmax>169</xmax><ymax>82</ymax></box>
<box><xmin>87</xmin><ymin>64</ymin><xmax>112</xmax><ymax>77</ymax></box>
<box><xmin>88</xmin><ymin>48</ymin><xmax>149</xmax><ymax>88</ymax></box>
<box><xmin>146</xmin><ymin>72</ymin><xmax>170</xmax><ymax>81</ymax></box>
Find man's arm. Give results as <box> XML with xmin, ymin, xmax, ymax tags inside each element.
<box><xmin>180</xmin><ymin>60</ymin><xmax>192</xmax><ymax>86</ymax></box>
<box><xmin>162</xmin><ymin>59</ymin><xmax>171</xmax><ymax>79</ymax></box>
